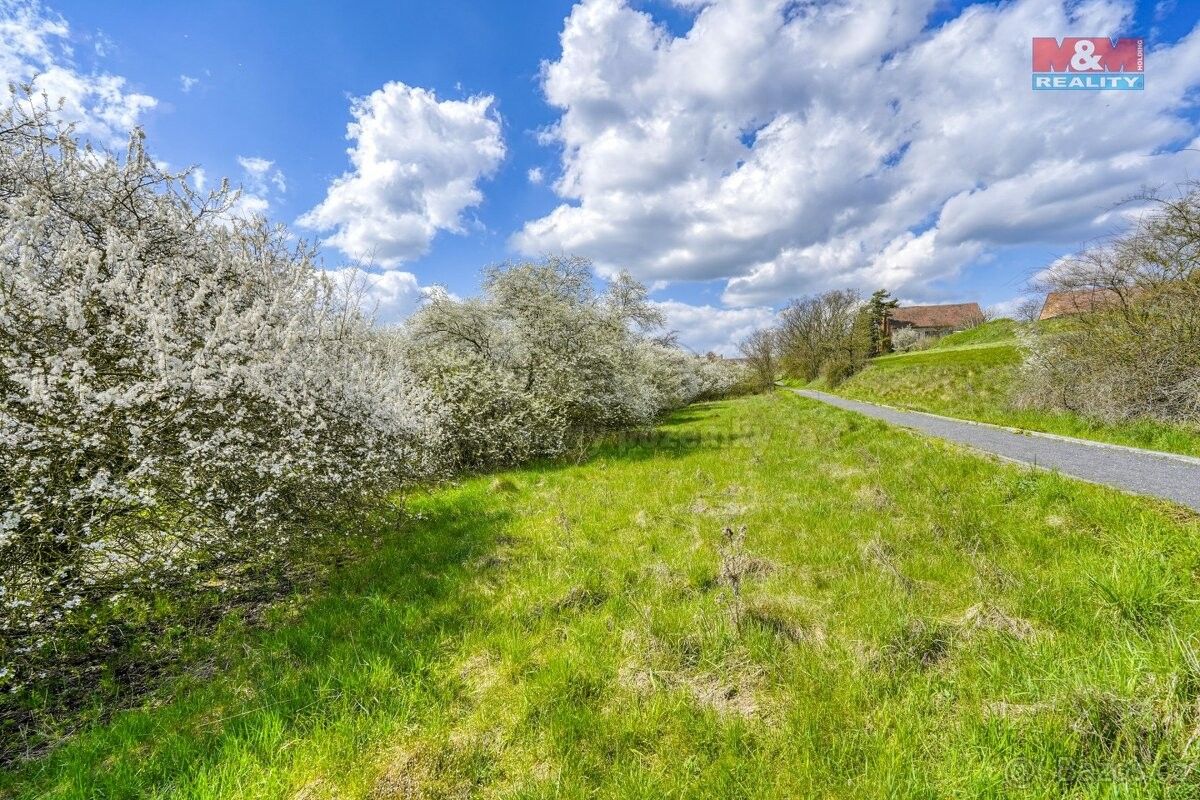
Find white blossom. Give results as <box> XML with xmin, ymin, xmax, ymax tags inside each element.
<box><xmin>0</xmin><ymin>89</ymin><xmax>444</xmax><ymax>682</ymax></box>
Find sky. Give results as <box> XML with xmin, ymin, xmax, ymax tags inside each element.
<box><xmin>3</xmin><ymin>0</ymin><xmax>1200</xmax><ymax>354</ymax></box>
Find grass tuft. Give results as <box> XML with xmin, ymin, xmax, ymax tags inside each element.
<box><xmin>488</xmin><ymin>477</ymin><xmax>519</xmax><ymax>493</ymax></box>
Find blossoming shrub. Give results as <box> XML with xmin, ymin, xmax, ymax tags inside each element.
<box><xmin>0</xmin><ymin>93</ymin><xmax>443</xmax><ymax>730</ymax></box>
<box><xmin>1019</xmin><ymin>185</ymin><xmax>1200</xmax><ymax>424</ymax></box>
<box><xmin>890</xmin><ymin>327</ymin><xmax>931</xmax><ymax>353</ymax></box>
<box><xmin>0</xmin><ymin>93</ymin><xmax>742</xmax><ymax>755</ymax></box>
<box><xmin>400</xmin><ymin>257</ymin><xmax>743</xmax><ymax>470</ymax></box>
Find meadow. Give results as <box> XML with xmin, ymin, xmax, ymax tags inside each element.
<box><xmin>8</xmin><ymin>390</ymin><xmax>1200</xmax><ymax>799</ymax></box>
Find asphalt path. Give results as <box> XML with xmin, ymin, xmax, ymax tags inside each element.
<box><xmin>786</xmin><ymin>387</ymin><xmax>1200</xmax><ymax>512</ymax></box>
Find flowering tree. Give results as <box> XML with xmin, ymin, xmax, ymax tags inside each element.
<box><xmin>0</xmin><ymin>90</ymin><xmax>743</xmax><ymax>748</ymax></box>
<box><xmin>400</xmin><ymin>257</ymin><xmax>742</xmax><ymax>469</ymax></box>
<box><xmin>0</xmin><ymin>89</ymin><xmax>443</xmax><ymax>701</ymax></box>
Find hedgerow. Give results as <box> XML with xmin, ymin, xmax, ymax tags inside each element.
<box><xmin>399</xmin><ymin>259</ymin><xmax>742</xmax><ymax>470</ymax></box>
<box><xmin>0</xmin><ymin>89</ymin><xmax>742</xmax><ymax>757</ymax></box>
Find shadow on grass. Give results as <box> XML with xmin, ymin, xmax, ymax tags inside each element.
<box><xmin>586</xmin><ymin>400</ymin><xmax>773</xmax><ymax>464</ymax></box>
<box><xmin>655</xmin><ymin>404</ymin><xmax>721</xmax><ymax>427</ymax></box>
<box><xmin>589</xmin><ymin>427</ymin><xmax>765</xmax><ymax>463</ymax></box>
<box><xmin>5</xmin><ymin>402</ymin><xmax>750</xmax><ymax>794</ymax></box>
<box><xmin>3</xmin><ymin>492</ymin><xmax>514</xmax><ymax>797</ymax></box>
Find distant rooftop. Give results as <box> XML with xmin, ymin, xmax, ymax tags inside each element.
<box><xmin>1039</xmin><ymin>289</ymin><xmax>1132</xmax><ymax>320</ymax></box>
<box><xmin>889</xmin><ymin>302</ymin><xmax>984</xmax><ymax>330</ymax></box>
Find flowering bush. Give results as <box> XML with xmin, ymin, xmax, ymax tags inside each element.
<box><xmin>399</xmin><ymin>257</ymin><xmax>742</xmax><ymax>470</ymax></box>
<box><xmin>0</xmin><ymin>92</ymin><xmax>740</xmax><ymax>753</ymax></box>
<box><xmin>890</xmin><ymin>327</ymin><xmax>930</xmax><ymax>353</ymax></box>
<box><xmin>0</xmin><ymin>91</ymin><xmax>443</xmax><ymax>710</ymax></box>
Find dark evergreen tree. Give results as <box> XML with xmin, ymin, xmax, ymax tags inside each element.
<box><xmin>867</xmin><ymin>289</ymin><xmax>899</xmax><ymax>356</ymax></box>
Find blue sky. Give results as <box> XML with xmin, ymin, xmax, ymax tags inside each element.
<box><xmin>5</xmin><ymin>0</ymin><xmax>1200</xmax><ymax>352</ymax></box>
<box><xmin>45</xmin><ymin>1</ymin><xmax>574</xmax><ymax>279</ymax></box>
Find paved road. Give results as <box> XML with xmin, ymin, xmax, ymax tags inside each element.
<box><xmin>786</xmin><ymin>388</ymin><xmax>1200</xmax><ymax>512</ymax></box>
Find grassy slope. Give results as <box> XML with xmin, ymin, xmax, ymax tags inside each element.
<box><xmin>832</xmin><ymin>320</ymin><xmax>1200</xmax><ymax>457</ymax></box>
<box><xmin>7</xmin><ymin>392</ymin><xmax>1200</xmax><ymax>798</ymax></box>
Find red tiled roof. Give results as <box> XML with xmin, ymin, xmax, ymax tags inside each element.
<box><xmin>1038</xmin><ymin>289</ymin><xmax>1131</xmax><ymax>320</ymax></box>
<box><xmin>889</xmin><ymin>303</ymin><xmax>984</xmax><ymax>329</ymax></box>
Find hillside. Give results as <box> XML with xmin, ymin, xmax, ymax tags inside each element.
<box><xmin>830</xmin><ymin>320</ymin><xmax>1200</xmax><ymax>458</ymax></box>
<box><xmin>8</xmin><ymin>392</ymin><xmax>1200</xmax><ymax>798</ymax></box>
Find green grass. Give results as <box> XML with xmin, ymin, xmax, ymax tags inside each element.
<box><xmin>7</xmin><ymin>392</ymin><xmax>1200</xmax><ymax>798</ymax></box>
<box><xmin>828</xmin><ymin>322</ymin><xmax>1200</xmax><ymax>458</ymax></box>
<box><xmin>930</xmin><ymin>318</ymin><xmax>1021</xmax><ymax>349</ymax></box>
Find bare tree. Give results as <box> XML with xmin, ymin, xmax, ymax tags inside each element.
<box><xmin>1016</xmin><ymin>296</ymin><xmax>1044</xmax><ymax>324</ymax></box>
<box><xmin>775</xmin><ymin>289</ymin><xmax>869</xmax><ymax>383</ymax></box>
<box><xmin>1020</xmin><ymin>183</ymin><xmax>1200</xmax><ymax>423</ymax></box>
<box><xmin>738</xmin><ymin>328</ymin><xmax>777</xmax><ymax>390</ymax></box>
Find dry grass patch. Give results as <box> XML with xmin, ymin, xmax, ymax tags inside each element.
<box><xmin>618</xmin><ymin>654</ymin><xmax>762</xmax><ymax>720</ymax></box>
<box><xmin>457</xmin><ymin>652</ymin><xmax>503</xmax><ymax>702</ymax></box>
<box><xmin>745</xmin><ymin>598</ymin><xmax>827</xmax><ymax>646</ymax></box>
<box><xmin>488</xmin><ymin>477</ymin><xmax>519</xmax><ymax>493</ymax></box>
<box><xmin>369</xmin><ymin>746</ymin><xmax>427</xmax><ymax>799</ymax></box>
<box><xmin>553</xmin><ymin>585</ymin><xmax>608</xmax><ymax>613</ymax></box>
<box><xmin>290</xmin><ymin>779</ymin><xmax>328</xmax><ymax>800</ymax></box>
<box><xmin>878</xmin><ymin>619</ymin><xmax>955</xmax><ymax>672</ymax></box>
<box><xmin>825</xmin><ymin>464</ymin><xmax>864</xmax><ymax>480</ymax></box>
<box><xmin>957</xmin><ymin>603</ymin><xmax>1037</xmax><ymax>641</ymax></box>
<box><xmin>854</xmin><ymin>485</ymin><xmax>892</xmax><ymax>511</ymax></box>
<box><xmin>982</xmin><ymin>700</ymin><xmax>1051</xmax><ymax>720</ymax></box>
<box><xmin>970</xmin><ymin>556</ymin><xmax>1019</xmax><ymax>592</ymax></box>
<box><xmin>688</xmin><ymin>496</ymin><xmax>751</xmax><ymax>517</ymax></box>
<box><xmin>860</xmin><ymin>535</ymin><xmax>916</xmax><ymax>593</ymax></box>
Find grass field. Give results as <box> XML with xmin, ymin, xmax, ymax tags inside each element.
<box><xmin>830</xmin><ymin>321</ymin><xmax>1200</xmax><ymax>458</ymax></box>
<box><xmin>7</xmin><ymin>391</ymin><xmax>1200</xmax><ymax>798</ymax></box>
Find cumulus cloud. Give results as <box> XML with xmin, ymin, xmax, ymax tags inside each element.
<box><xmin>323</xmin><ymin>267</ymin><xmax>429</xmax><ymax>326</ymax></box>
<box><xmin>515</xmin><ymin>0</ymin><xmax>1200</xmax><ymax>307</ymax></box>
<box><xmin>0</xmin><ymin>0</ymin><xmax>156</xmax><ymax>145</ymax></box>
<box><xmin>300</xmin><ymin>81</ymin><xmax>505</xmax><ymax>267</ymax></box>
<box><xmin>237</xmin><ymin>155</ymin><xmax>286</xmax><ymax>194</ymax></box>
<box><xmin>653</xmin><ymin>299</ymin><xmax>776</xmax><ymax>355</ymax></box>
<box><xmin>223</xmin><ymin>155</ymin><xmax>286</xmax><ymax>220</ymax></box>
<box><xmin>986</xmin><ymin>296</ymin><xmax>1032</xmax><ymax>320</ymax></box>
<box><xmin>527</xmin><ymin>166</ymin><xmax>544</xmax><ymax>185</ymax></box>
<box><xmin>179</xmin><ymin>73</ymin><xmax>199</xmax><ymax>93</ymax></box>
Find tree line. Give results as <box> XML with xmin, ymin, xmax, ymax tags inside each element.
<box><xmin>738</xmin><ymin>184</ymin><xmax>1200</xmax><ymax>429</ymax></box>
<box><xmin>739</xmin><ymin>288</ymin><xmax>899</xmax><ymax>390</ymax></box>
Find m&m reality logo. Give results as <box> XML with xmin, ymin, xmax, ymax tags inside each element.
<box><xmin>1032</xmin><ymin>37</ymin><xmax>1144</xmax><ymax>90</ymax></box>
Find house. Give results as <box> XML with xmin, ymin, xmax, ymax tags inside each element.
<box><xmin>1038</xmin><ymin>288</ymin><xmax>1133</xmax><ymax>321</ymax></box>
<box><xmin>886</xmin><ymin>302</ymin><xmax>984</xmax><ymax>336</ymax></box>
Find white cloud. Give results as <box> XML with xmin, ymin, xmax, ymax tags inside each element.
<box><xmin>190</xmin><ymin>166</ymin><xmax>206</xmax><ymax>191</ymax></box>
<box><xmin>226</xmin><ymin>192</ymin><xmax>269</xmax><ymax>221</ymax></box>
<box><xmin>179</xmin><ymin>73</ymin><xmax>199</xmax><ymax>92</ymax></box>
<box><xmin>225</xmin><ymin>155</ymin><xmax>286</xmax><ymax>219</ymax></box>
<box><xmin>527</xmin><ymin>166</ymin><xmax>544</xmax><ymax>185</ymax></box>
<box><xmin>986</xmin><ymin>296</ymin><xmax>1030</xmax><ymax>320</ymax></box>
<box><xmin>323</xmin><ymin>267</ymin><xmax>427</xmax><ymax>326</ymax></box>
<box><xmin>91</xmin><ymin>29</ymin><xmax>113</xmax><ymax>57</ymax></box>
<box><xmin>516</xmin><ymin>0</ymin><xmax>1200</xmax><ymax>307</ymax></box>
<box><xmin>299</xmin><ymin>81</ymin><xmax>505</xmax><ymax>267</ymax></box>
<box><xmin>653</xmin><ymin>299</ymin><xmax>776</xmax><ymax>355</ymax></box>
<box><xmin>237</xmin><ymin>155</ymin><xmax>286</xmax><ymax>193</ymax></box>
<box><xmin>0</xmin><ymin>0</ymin><xmax>156</xmax><ymax>145</ymax></box>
